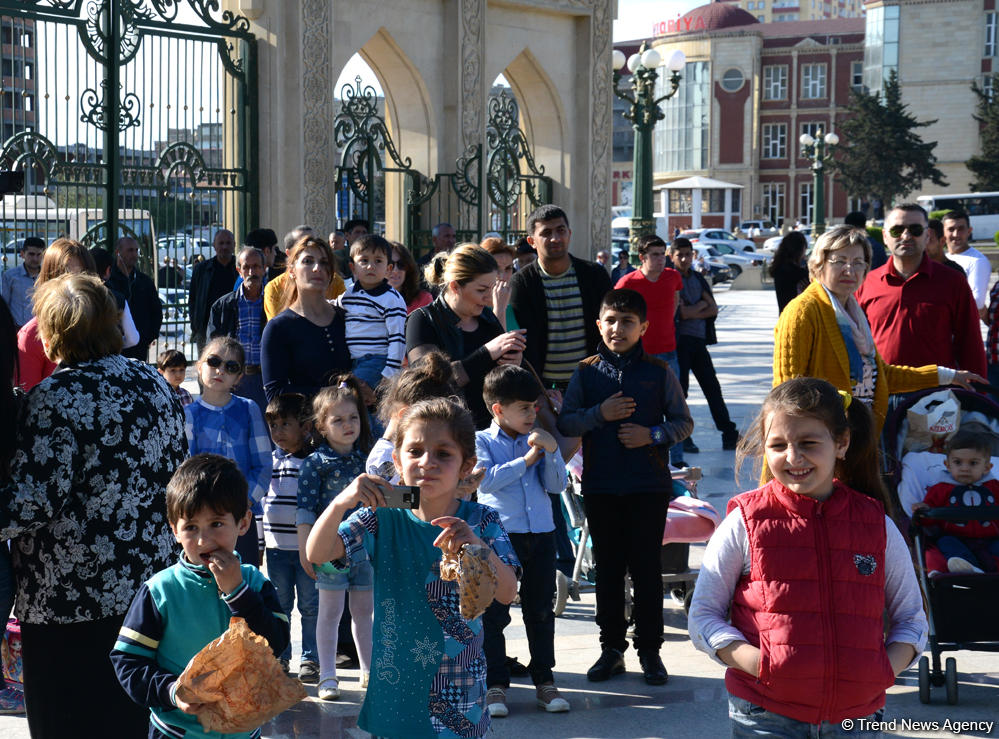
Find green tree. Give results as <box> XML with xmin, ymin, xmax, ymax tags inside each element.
<box><xmin>832</xmin><ymin>70</ymin><xmax>947</xmax><ymax>208</ymax></box>
<box><xmin>966</xmin><ymin>74</ymin><xmax>999</xmax><ymax>191</ymax></box>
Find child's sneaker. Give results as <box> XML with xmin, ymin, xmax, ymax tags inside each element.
<box><xmin>486</xmin><ymin>687</ymin><xmax>508</xmax><ymax>717</ymax></box>
<box><xmin>947</xmin><ymin>557</ymin><xmax>984</xmax><ymax>574</ymax></box>
<box><xmin>360</xmin><ymin>671</ymin><xmax>369</xmax><ymax>689</ymax></box>
<box><xmin>279</xmin><ymin>658</ymin><xmax>290</xmax><ymax>675</ymax></box>
<box><xmin>298</xmin><ymin>660</ymin><xmax>320</xmax><ymax>684</ymax></box>
<box><xmin>535</xmin><ymin>683</ymin><xmax>570</xmax><ymax>713</ymax></box>
<box><xmin>318</xmin><ymin>678</ymin><xmax>340</xmax><ymax>701</ymax></box>
<box><xmin>0</xmin><ymin>687</ymin><xmax>25</xmax><ymax>715</ymax></box>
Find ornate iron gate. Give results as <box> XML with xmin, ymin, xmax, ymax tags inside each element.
<box><xmin>0</xmin><ymin>0</ymin><xmax>256</xmax><ymax>358</ymax></box>
<box><xmin>332</xmin><ymin>80</ymin><xmax>551</xmax><ymax>258</ymax></box>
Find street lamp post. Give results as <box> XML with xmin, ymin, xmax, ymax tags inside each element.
<box><xmin>612</xmin><ymin>42</ymin><xmax>685</xmax><ymax>261</ymax></box>
<box><xmin>798</xmin><ymin>129</ymin><xmax>839</xmax><ymax>236</ymax></box>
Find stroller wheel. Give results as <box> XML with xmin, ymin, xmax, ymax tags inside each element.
<box><xmin>945</xmin><ymin>658</ymin><xmax>958</xmax><ymax>705</ymax></box>
<box><xmin>669</xmin><ymin>584</ymin><xmax>688</xmax><ymax>605</ymax></box>
<box><xmin>917</xmin><ymin>656</ymin><xmax>931</xmax><ymax>704</ymax></box>
<box><xmin>554</xmin><ymin>570</ymin><xmax>569</xmax><ymax>617</ymax></box>
<box><xmin>683</xmin><ymin>587</ymin><xmax>694</xmax><ymax>614</ymax></box>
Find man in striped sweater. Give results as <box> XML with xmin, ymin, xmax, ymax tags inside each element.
<box><xmin>337</xmin><ymin>234</ymin><xmax>408</xmax><ymax>391</ymax></box>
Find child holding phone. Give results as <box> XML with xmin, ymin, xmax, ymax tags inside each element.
<box><xmin>296</xmin><ymin>375</ymin><xmax>375</xmax><ymax>698</ymax></box>
<box><xmin>307</xmin><ymin>397</ymin><xmax>520</xmax><ymax>739</ymax></box>
<box><xmin>688</xmin><ymin>378</ymin><xmax>927</xmax><ymax>736</ymax></box>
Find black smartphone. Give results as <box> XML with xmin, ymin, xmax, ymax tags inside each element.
<box><xmin>381</xmin><ymin>484</ymin><xmax>420</xmax><ymax>509</ymax></box>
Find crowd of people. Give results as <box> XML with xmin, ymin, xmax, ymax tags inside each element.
<box><xmin>0</xmin><ymin>199</ymin><xmax>996</xmax><ymax>739</ymax></box>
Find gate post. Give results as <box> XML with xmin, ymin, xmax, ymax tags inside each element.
<box><xmin>104</xmin><ymin>0</ymin><xmax>121</xmax><ymax>248</ymax></box>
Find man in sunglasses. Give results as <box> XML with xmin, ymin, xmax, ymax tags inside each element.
<box><xmin>856</xmin><ymin>203</ymin><xmax>986</xmax><ymax>377</ymax></box>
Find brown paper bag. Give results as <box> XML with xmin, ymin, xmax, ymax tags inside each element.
<box><xmin>439</xmin><ymin>544</ymin><xmax>498</xmax><ymax>620</ymax></box>
<box><xmin>174</xmin><ymin>617</ymin><xmax>306</xmax><ymax>734</ymax></box>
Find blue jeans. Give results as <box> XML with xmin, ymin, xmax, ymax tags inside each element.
<box><xmin>264</xmin><ymin>548</ymin><xmax>319</xmax><ymax>663</ymax></box>
<box><xmin>653</xmin><ymin>351</ymin><xmax>685</xmax><ymax>466</ymax></box>
<box><xmin>352</xmin><ymin>354</ymin><xmax>387</xmax><ymax>389</ymax></box>
<box><xmin>937</xmin><ymin>535</ymin><xmax>999</xmax><ymax>572</ymax></box>
<box><xmin>729</xmin><ymin>696</ymin><xmax>885</xmax><ymax>737</ymax></box>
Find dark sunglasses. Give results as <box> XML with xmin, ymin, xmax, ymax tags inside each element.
<box><xmin>205</xmin><ymin>355</ymin><xmax>242</xmax><ymax>374</ymax></box>
<box><xmin>887</xmin><ymin>223</ymin><xmax>924</xmax><ymax>238</ymax></box>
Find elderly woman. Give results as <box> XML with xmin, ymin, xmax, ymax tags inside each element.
<box><xmin>1</xmin><ymin>273</ymin><xmax>186</xmax><ymax>737</ymax></box>
<box><xmin>773</xmin><ymin>224</ymin><xmax>981</xmax><ymax>434</ymax></box>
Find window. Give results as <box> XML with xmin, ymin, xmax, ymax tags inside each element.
<box><xmin>701</xmin><ymin>189</ymin><xmax>726</xmax><ymax>213</ymax></box>
<box><xmin>763</xmin><ymin>65</ymin><xmax>788</xmax><ymax>101</ymax></box>
<box><xmin>800</xmin><ymin>63</ymin><xmax>827</xmax><ymax>99</ymax></box>
<box><xmin>987</xmin><ymin>13</ymin><xmax>997</xmax><ymax>57</ymax></box>
<box><xmin>762</xmin><ymin>183</ymin><xmax>786</xmax><ymax>225</ymax></box>
<box><xmin>799</xmin><ymin>182</ymin><xmax>814</xmax><ymax>225</ymax></box>
<box><xmin>762</xmin><ymin>123</ymin><xmax>787</xmax><ymax>159</ymax></box>
<box><xmin>721</xmin><ymin>68</ymin><xmax>745</xmax><ymax>92</ymax></box>
<box><xmin>851</xmin><ymin>61</ymin><xmax>863</xmax><ymax>89</ymax></box>
<box><xmin>799</xmin><ymin>121</ymin><xmax>823</xmax><ymax>158</ymax></box>
<box><xmin>654</xmin><ymin>61</ymin><xmax>710</xmax><ymax>173</ymax></box>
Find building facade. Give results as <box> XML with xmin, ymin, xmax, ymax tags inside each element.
<box><xmin>725</xmin><ymin>0</ymin><xmax>865</xmax><ymax>24</ymax></box>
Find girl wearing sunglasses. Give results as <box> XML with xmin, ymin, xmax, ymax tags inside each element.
<box><xmin>185</xmin><ymin>336</ymin><xmax>272</xmax><ymax>566</ymax></box>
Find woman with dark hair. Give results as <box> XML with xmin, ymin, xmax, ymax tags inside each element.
<box><xmin>1</xmin><ymin>273</ymin><xmax>186</xmax><ymax>736</ymax></box>
<box><xmin>261</xmin><ymin>235</ymin><xmax>353</xmax><ymax>401</ymax></box>
<box><xmin>387</xmin><ymin>241</ymin><xmax>432</xmax><ymax>314</ymax></box>
<box><xmin>769</xmin><ymin>231</ymin><xmax>809</xmax><ymax>314</ymax></box>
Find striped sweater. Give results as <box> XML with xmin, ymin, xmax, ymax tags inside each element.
<box><xmin>337</xmin><ymin>279</ymin><xmax>407</xmax><ymax>378</ymax></box>
<box><xmin>262</xmin><ymin>448</ymin><xmax>307</xmax><ymax>550</ymax></box>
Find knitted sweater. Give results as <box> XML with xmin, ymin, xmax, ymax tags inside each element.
<box><xmin>773</xmin><ymin>280</ymin><xmax>938</xmax><ymax>433</ymax></box>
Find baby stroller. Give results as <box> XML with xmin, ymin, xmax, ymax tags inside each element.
<box><xmin>553</xmin><ymin>451</ymin><xmax>720</xmax><ymax>616</ymax></box>
<box><xmin>882</xmin><ymin>386</ymin><xmax>999</xmax><ymax>705</ymax></box>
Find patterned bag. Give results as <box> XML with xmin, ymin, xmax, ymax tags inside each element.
<box><xmin>439</xmin><ymin>544</ymin><xmax>498</xmax><ymax>620</ymax></box>
<box><xmin>1</xmin><ymin>619</ymin><xmax>23</xmax><ymax>690</ymax></box>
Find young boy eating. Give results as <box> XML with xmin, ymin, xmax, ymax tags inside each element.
<box><xmin>111</xmin><ymin>454</ymin><xmax>291</xmax><ymax>739</ymax></box>
<box><xmin>557</xmin><ymin>289</ymin><xmax>692</xmax><ymax>686</ymax></box>
<box><xmin>916</xmin><ymin>427</ymin><xmax>999</xmax><ymax>573</ymax></box>
<box><xmin>337</xmin><ymin>233</ymin><xmax>407</xmax><ymax>390</ymax></box>
<box><xmin>262</xmin><ymin>393</ymin><xmax>320</xmax><ymax>680</ymax></box>
<box><xmin>476</xmin><ymin>365</ymin><xmax>569</xmax><ymax>717</ymax></box>
<box><xmin>157</xmin><ymin>348</ymin><xmax>193</xmax><ymax>406</ymax></box>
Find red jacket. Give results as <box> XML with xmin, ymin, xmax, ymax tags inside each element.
<box><xmin>923</xmin><ymin>479</ymin><xmax>999</xmax><ymax>539</ymax></box>
<box><xmin>726</xmin><ymin>480</ymin><xmax>895</xmax><ymax>724</ymax></box>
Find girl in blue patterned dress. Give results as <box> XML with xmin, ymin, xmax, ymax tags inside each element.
<box><xmin>306</xmin><ymin>397</ymin><xmax>520</xmax><ymax>739</ymax></box>
<box><xmin>296</xmin><ymin>375</ymin><xmax>375</xmax><ymax>700</ymax></box>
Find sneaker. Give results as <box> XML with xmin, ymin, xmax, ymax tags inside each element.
<box><xmin>486</xmin><ymin>687</ymin><xmax>509</xmax><ymax>718</ymax></box>
<box><xmin>279</xmin><ymin>658</ymin><xmax>290</xmax><ymax>675</ymax></box>
<box><xmin>947</xmin><ymin>557</ymin><xmax>984</xmax><ymax>574</ymax></box>
<box><xmin>360</xmin><ymin>671</ymin><xmax>369</xmax><ymax>689</ymax></box>
<box><xmin>586</xmin><ymin>648</ymin><xmax>625</xmax><ymax>682</ymax></box>
<box><xmin>318</xmin><ymin>678</ymin><xmax>340</xmax><ymax>701</ymax></box>
<box><xmin>535</xmin><ymin>683</ymin><xmax>570</xmax><ymax>713</ymax></box>
<box><xmin>298</xmin><ymin>660</ymin><xmax>320</xmax><ymax>684</ymax></box>
<box><xmin>722</xmin><ymin>434</ymin><xmax>741</xmax><ymax>451</ymax></box>
<box><xmin>0</xmin><ymin>687</ymin><xmax>24</xmax><ymax>715</ymax></box>
<box><xmin>683</xmin><ymin>438</ymin><xmax>700</xmax><ymax>454</ymax></box>
<box><xmin>638</xmin><ymin>651</ymin><xmax>669</xmax><ymax>685</ymax></box>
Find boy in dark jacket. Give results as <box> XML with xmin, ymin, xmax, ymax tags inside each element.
<box><xmin>557</xmin><ymin>289</ymin><xmax>692</xmax><ymax>687</ymax></box>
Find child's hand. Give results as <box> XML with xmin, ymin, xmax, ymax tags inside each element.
<box><xmin>618</xmin><ymin>423</ymin><xmax>652</xmax><ymax>448</ymax></box>
<box><xmin>523</xmin><ymin>445</ymin><xmax>543</xmax><ymax>467</ymax></box>
<box><xmin>600</xmin><ymin>392</ymin><xmax>636</xmax><ymax>421</ymax></box>
<box><xmin>528</xmin><ymin>429</ymin><xmax>558</xmax><ymax>454</ymax></box>
<box><xmin>544</xmin><ymin>388</ymin><xmax>563</xmax><ymax>413</ymax></box>
<box><xmin>206</xmin><ymin>549</ymin><xmax>243</xmax><ymax>595</ymax></box>
<box><xmin>174</xmin><ymin>692</ymin><xmax>204</xmax><ymax>715</ymax></box>
<box><xmin>431</xmin><ymin>516</ymin><xmax>484</xmax><ymax>554</ymax></box>
<box><xmin>335</xmin><ymin>473</ymin><xmax>392</xmax><ymax>510</ymax></box>
<box><xmin>299</xmin><ymin>549</ymin><xmax>318</xmax><ymax>580</ymax></box>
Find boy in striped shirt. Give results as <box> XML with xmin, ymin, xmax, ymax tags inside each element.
<box><xmin>337</xmin><ymin>234</ymin><xmax>407</xmax><ymax>390</ymax></box>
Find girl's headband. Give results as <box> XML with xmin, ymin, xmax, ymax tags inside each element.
<box><xmin>838</xmin><ymin>390</ymin><xmax>852</xmax><ymax>410</ymax></box>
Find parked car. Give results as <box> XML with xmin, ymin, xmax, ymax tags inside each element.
<box><xmin>760</xmin><ymin>228</ymin><xmax>813</xmax><ymax>256</ymax></box>
<box><xmin>698</xmin><ymin>257</ymin><xmax>732</xmax><ymax>285</ymax></box>
<box><xmin>737</xmin><ymin>220</ymin><xmax>778</xmax><ymax>237</ymax></box>
<box><xmin>158</xmin><ymin>287</ymin><xmax>189</xmax><ymax>341</ymax></box>
<box><xmin>680</xmin><ymin>228</ymin><xmax>759</xmax><ymax>254</ymax></box>
<box><xmin>690</xmin><ymin>243</ymin><xmax>769</xmax><ymax>279</ymax></box>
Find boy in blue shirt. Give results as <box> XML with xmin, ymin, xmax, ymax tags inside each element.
<box><xmin>476</xmin><ymin>365</ymin><xmax>569</xmax><ymax>718</ymax></box>
<box><xmin>111</xmin><ymin>454</ymin><xmax>291</xmax><ymax>739</ymax></box>
<box><xmin>557</xmin><ymin>289</ymin><xmax>692</xmax><ymax>687</ymax></box>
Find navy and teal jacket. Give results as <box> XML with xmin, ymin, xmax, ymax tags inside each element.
<box><xmin>110</xmin><ymin>557</ymin><xmax>290</xmax><ymax>739</ymax></box>
<box><xmin>557</xmin><ymin>342</ymin><xmax>692</xmax><ymax>495</ymax></box>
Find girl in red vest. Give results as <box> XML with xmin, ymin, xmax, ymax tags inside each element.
<box><xmin>688</xmin><ymin>378</ymin><xmax>927</xmax><ymax>736</ymax></box>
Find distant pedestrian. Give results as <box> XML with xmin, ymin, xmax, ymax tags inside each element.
<box><xmin>844</xmin><ymin>211</ymin><xmax>886</xmax><ymax>270</ymax></box>
<box><xmin>417</xmin><ymin>221</ymin><xmax>456</xmax><ymax>267</ymax></box>
<box><xmin>943</xmin><ymin>209</ymin><xmax>991</xmax><ymax>320</ymax></box>
<box><xmin>595</xmin><ymin>249</ymin><xmax>611</xmax><ymax>273</ymax></box>
<box><xmin>108</xmin><ymin>236</ymin><xmax>162</xmax><ymax>362</ymax></box>
<box><xmin>610</xmin><ymin>249</ymin><xmax>635</xmax><ymax>283</ymax></box>
<box><xmin>0</xmin><ymin>236</ymin><xmax>44</xmax><ymax>328</ymax></box>
<box><xmin>924</xmin><ymin>219</ymin><xmax>965</xmax><ymax>274</ymax></box>
<box><xmin>515</xmin><ymin>236</ymin><xmax>536</xmax><ymax>271</ymax></box>
<box><xmin>769</xmin><ymin>231</ymin><xmax>809</xmax><ymax>315</ymax></box>
<box><xmin>188</xmin><ymin>228</ymin><xmax>237</xmax><ymax>350</ymax></box>
<box><xmin>688</xmin><ymin>377</ymin><xmax>926</xmax><ymax>736</ymax></box>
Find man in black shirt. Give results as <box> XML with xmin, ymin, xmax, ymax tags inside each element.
<box><xmin>108</xmin><ymin>237</ymin><xmax>162</xmax><ymax>362</ymax></box>
<box><xmin>189</xmin><ymin>228</ymin><xmax>237</xmax><ymax>351</ymax></box>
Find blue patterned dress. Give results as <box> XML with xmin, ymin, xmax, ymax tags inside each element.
<box><xmin>338</xmin><ymin>500</ymin><xmax>520</xmax><ymax>738</ymax></box>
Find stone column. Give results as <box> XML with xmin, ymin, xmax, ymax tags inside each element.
<box><xmin>459</xmin><ymin>0</ymin><xmax>487</xmax><ymax>221</ymax></box>
<box><xmin>301</xmin><ymin>0</ymin><xmax>335</xmax><ymax>235</ymax></box>
<box><xmin>588</xmin><ymin>0</ymin><xmax>613</xmax><ymax>257</ymax></box>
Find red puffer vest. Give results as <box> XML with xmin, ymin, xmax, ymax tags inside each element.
<box><xmin>726</xmin><ymin>479</ymin><xmax>895</xmax><ymax>724</ymax></box>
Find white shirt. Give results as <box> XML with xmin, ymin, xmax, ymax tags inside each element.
<box><xmin>947</xmin><ymin>246</ymin><xmax>991</xmax><ymax>310</ymax></box>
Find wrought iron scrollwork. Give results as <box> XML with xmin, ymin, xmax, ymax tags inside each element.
<box><xmin>80</xmin><ymin>79</ymin><xmax>141</xmax><ymax>131</ymax></box>
<box><xmin>485</xmin><ymin>92</ymin><xmax>546</xmax><ymax>210</ymax></box>
<box><xmin>150</xmin><ymin>0</ymin><xmax>251</xmax><ymax>34</ymax></box>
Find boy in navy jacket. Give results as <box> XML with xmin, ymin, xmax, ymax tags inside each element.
<box><xmin>557</xmin><ymin>288</ymin><xmax>692</xmax><ymax>687</ymax></box>
<box><xmin>111</xmin><ymin>454</ymin><xmax>290</xmax><ymax>739</ymax></box>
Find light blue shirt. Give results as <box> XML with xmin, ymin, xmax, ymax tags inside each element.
<box><xmin>475</xmin><ymin>421</ymin><xmax>568</xmax><ymax>534</ymax></box>
<box><xmin>1</xmin><ymin>265</ymin><xmax>37</xmax><ymax>327</ymax></box>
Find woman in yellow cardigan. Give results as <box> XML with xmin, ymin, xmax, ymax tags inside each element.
<box><xmin>773</xmin><ymin>225</ymin><xmax>981</xmax><ymax>435</ymax></box>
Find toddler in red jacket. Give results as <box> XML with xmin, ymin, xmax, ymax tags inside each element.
<box><xmin>688</xmin><ymin>378</ymin><xmax>927</xmax><ymax>735</ymax></box>
<box><xmin>915</xmin><ymin>427</ymin><xmax>999</xmax><ymax>574</ymax></box>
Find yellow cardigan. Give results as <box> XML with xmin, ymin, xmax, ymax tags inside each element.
<box><xmin>263</xmin><ymin>270</ymin><xmax>346</xmax><ymax>320</ymax></box>
<box><xmin>773</xmin><ymin>280</ymin><xmax>938</xmax><ymax>433</ymax></box>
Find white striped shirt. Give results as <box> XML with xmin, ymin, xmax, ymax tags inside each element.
<box><xmin>262</xmin><ymin>448</ymin><xmax>306</xmax><ymax>550</ymax></box>
<box><xmin>337</xmin><ymin>280</ymin><xmax>408</xmax><ymax>377</ymax></box>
